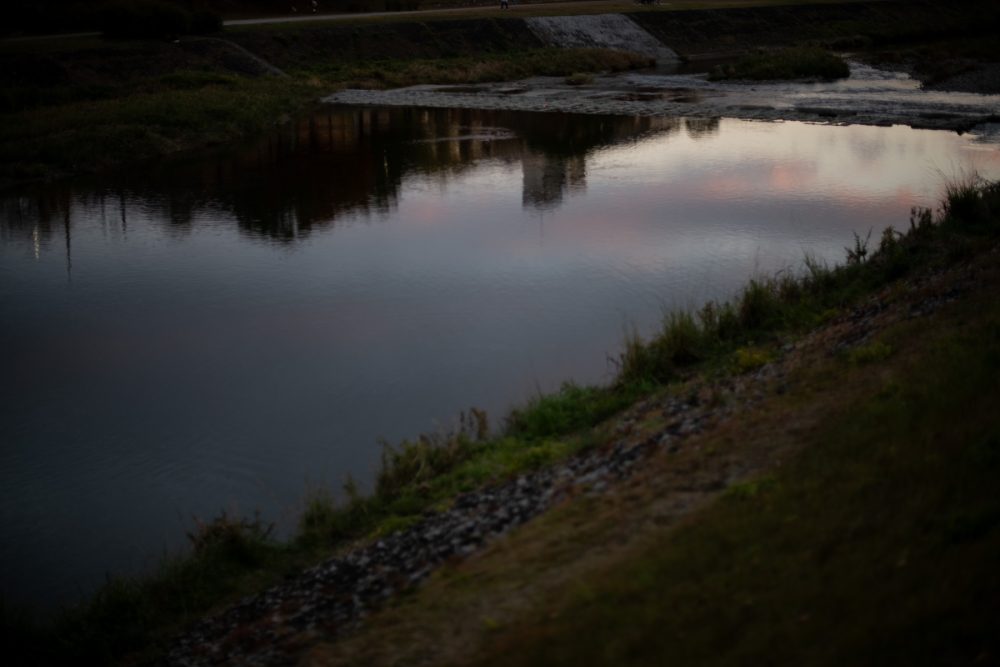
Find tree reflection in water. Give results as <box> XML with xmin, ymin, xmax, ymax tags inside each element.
<box><xmin>0</xmin><ymin>107</ymin><xmax>709</xmax><ymax>249</ymax></box>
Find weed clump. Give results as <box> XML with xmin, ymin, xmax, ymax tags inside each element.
<box><xmin>297</xmin><ymin>488</ymin><xmax>340</xmax><ymax>547</ymax></box>
<box><xmin>847</xmin><ymin>340</ymin><xmax>894</xmax><ymax>365</ymax></box>
<box><xmin>377</xmin><ymin>408</ymin><xmax>489</xmax><ymax>498</ymax></box>
<box><xmin>710</xmin><ymin>47</ymin><xmax>850</xmax><ymax>81</ymax></box>
<box><xmin>506</xmin><ymin>383</ymin><xmax>637</xmax><ymax>439</ymax></box>
<box><xmin>734</xmin><ymin>346</ymin><xmax>773</xmax><ymax>373</ymax></box>
<box><xmin>616</xmin><ymin>178</ymin><xmax>1000</xmax><ymax>387</ymax></box>
<box><xmin>943</xmin><ymin>177</ymin><xmax>1000</xmax><ymax>232</ymax></box>
<box><xmin>186</xmin><ymin>511</ymin><xmax>274</xmax><ymax>566</ymax></box>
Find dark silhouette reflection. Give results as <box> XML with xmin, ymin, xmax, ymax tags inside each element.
<box><xmin>521</xmin><ymin>152</ymin><xmax>586</xmax><ymax>210</ymax></box>
<box><xmin>684</xmin><ymin>117</ymin><xmax>721</xmax><ymax>140</ymax></box>
<box><xmin>519</xmin><ymin>114</ymin><xmax>685</xmax><ymax>210</ymax></box>
<box><xmin>1</xmin><ymin>108</ymin><xmax>693</xmax><ymax>246</ymax></box>
<box><xmin>2</xmin><ymin>191</ymin><xmax>70</xmax><ymax>246</ymax></box>
<box><xmin>1</xmin><ymin>188</ymin><xmax>79</xmax><ymax>273</ymax></box>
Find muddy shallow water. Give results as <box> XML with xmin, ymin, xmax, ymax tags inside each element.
<box><xmin>2</xmin><ymin>104</ymin><xmax>1000</xmax><ymax>609</ymax></box>
<box><xmin>326</xmin><ymin>62</ymin><xmax>1000</xmax><ymax>131</ymax></box>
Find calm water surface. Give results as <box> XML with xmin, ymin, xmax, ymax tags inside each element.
<box><xmin>3</xmin><ymin>107</ymin><xmax>999</xmax><ymax>608</ymax></box>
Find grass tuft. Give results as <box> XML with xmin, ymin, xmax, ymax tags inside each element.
<box><xmin>709</xmin><ymin>46</ymin><xmax>851</xmax><ymax>81</ymax></box>
<box><xmin>943</xmin><ymin>175</ymin><xmax>1000</xmax><ymax>232</ymax></box>
<box><xmin>734</xmin><ymin>346</ymin><xmax>773</xmax><ymax>373</ymax></box>
<box><xmin>506</xmin><ymin>383</ymin><xmax>639</xmax><ymax>440</ymax></box>
<box><xmin>847</xmin><ymin>340</ymin><xmax>894</xmax><ymax>365</ymax></box>
<box><xmin>615</xmin><ymin>178</ymin><xmax>1000</xmax><ymax>392</ymax></box>
<box><xmin>186</xmin><ymin>511</ymin><xmax>275</xmax><ymax>566</ymax></box>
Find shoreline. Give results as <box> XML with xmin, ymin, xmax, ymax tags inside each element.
<box><xmin>3</xmin><ymin>0</ymin><xmax>1000</xmax><ymax>189</ymax></box>
<box><xmin>10</xmin><ymin>178</ymin><xmax>1000</xmax><ymax>665</ymax></box>
<box><xmin>323</xmin><ymin>61</ymin><xmax>1000</xmax><ymax>133</ymax></box>
<box><xmin>171</xmin><ymin>204</ymin><xmax>1000</xmax><ymax>666</ymax></box>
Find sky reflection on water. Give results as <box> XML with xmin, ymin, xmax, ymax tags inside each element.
<box><xmin>2</xmin><ymin>107</ymin><xmax>999</xmax><ymax>609</ymax></box>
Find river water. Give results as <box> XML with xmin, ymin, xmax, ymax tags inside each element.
<box><xmin>2</xmin><ymin>106</ymin><xmax>999</xmax><ymax>609</ymax></box>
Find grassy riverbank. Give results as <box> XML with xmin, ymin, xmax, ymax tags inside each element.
<box><xmin>0</xmin><ymin>48</ymin><xmax>648</xmax><ymax>186</ymax></box>
<box><xmin>6</xmin><ymin>177</ymin><xmax>999</xmax><ymax>664</ymax></box>
<box><xmin>476</xmin><ymin>296</ymin><xmax>1000</xmax><ymax>666</ymax></box>
<box><xmin>0</xmin><ymin>37</ymin><xmax>647</xmax><ymax>187</ymax></box>
<box><xmin>0</xmin><ymin>75</ymin><xmax>318</xmax><ymax>185</ymax></box>
<box><xmin>305</xmin><ymin>180</ymin><xmax>1000</xmax><ymax>667</ymax></box>
<box><xmin>0</xmin><ymin>9</ymin><xmax>646</xmax><ymax>187</ymax></box>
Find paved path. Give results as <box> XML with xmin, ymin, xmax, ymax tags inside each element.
<box><xmin>225</xmin><ymin>2</ymin><xmax>631</xmax><ymax>26</ymax></box>
<box><xmin>0</xmin><ymin>1</ymin><xmax>634</xmax><ymax>41</ymax></box>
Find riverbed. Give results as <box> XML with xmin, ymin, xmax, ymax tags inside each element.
<box><xmin>326</xmin><ymin>61</ymin><xmax>1000</xmax><ymax>132</ymax></box>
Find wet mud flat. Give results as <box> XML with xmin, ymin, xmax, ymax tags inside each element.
<box><xmin>325</xmin><ymin>61</ymin><xmax>1000</xmax><ymax>133</ymax></box>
